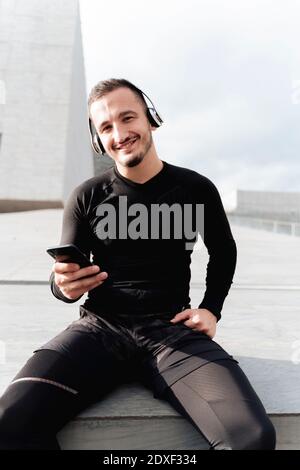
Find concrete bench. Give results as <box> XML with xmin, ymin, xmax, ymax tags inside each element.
<box><xmin>57</xmin><ymin>381</ymin><xmax>299</xmax><ymax>450</ymax></box>
<box><xmin>57</xmin><ymin>382</ymin><xmax>210</xmax><ymax>450</ymax></box>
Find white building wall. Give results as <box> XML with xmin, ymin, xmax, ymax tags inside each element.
<box><xmin>62</xmin><ymin>8</ymin><xmax>94</xmax><ymax>203</ymax></box>
<box><xmin>0</xmin><ymin>0</ymin><xmax>78</xmax><ymax>206</ymax></box>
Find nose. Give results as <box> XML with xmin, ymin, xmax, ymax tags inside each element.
<box><xmin>112</xmin><ymin>124</ymin><xmax>129</xmax><ymax>147</ymax></box>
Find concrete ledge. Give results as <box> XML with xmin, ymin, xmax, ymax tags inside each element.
<box><xmin>57</xmin><ymin>383</ymin><xmax>300</xmax><ymax>450</ymax></box>
<box><xmin>0</xmin><ymin>199</ymin><xmax>63</xmax><ymax>213</ymax></box>
<box><xmin>57</xmin><ymin>383</ymin><xmax>209</xmax><ymax>450</ymax></box>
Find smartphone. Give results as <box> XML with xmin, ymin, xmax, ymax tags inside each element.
<box><xmin>46</xmin><ymin>244</ymin><xmax>93</xmax><ymax>268</ymax></box>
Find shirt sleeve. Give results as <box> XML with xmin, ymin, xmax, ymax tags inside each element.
<box><xmin>49</xmin><ymin>185</ymin><xmax>93</xmax><ymax>303</ymax></box>
<box><xmin>196</xmin><ymin>177</ymin><xmax>237</xmax><ymax>322</ymax></box>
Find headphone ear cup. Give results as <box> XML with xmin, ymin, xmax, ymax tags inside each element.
<box><xmin>93</xmin><ymin>134</ymin><xmax>100</xmax><ymax>153</ymax></box>
<box><xmin>89</xmin><ymin>118</ymin><xmax>105</xmax><ymax>155</ymax></box>
<box><xmin>94</xmin><ymin>134</ymin><xmax>105</xmax><ymax>155</ymax></box>
<box><xmin>98</xmin><ymin>138</ymin><xmax>106</xmax><ymax>155</ymax></box>
<box><xmin>147</xmin><ymin>107</ymin><xmax>163</xmax><ymax>127</ymax></box>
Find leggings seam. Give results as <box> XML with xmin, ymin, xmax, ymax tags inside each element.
<box><xmin>8</xmin><ymin>377</ymin><xmax>79</xmax><ymax>395</ymax></box>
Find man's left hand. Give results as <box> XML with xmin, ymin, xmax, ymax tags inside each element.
<box><xmin>170</xmin><ymin>308</ymin><xmax>217</xmax><ymax>339</ymax></box>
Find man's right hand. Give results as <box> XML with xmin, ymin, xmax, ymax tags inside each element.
<box><xmin>52</xmin><ymin>262</ymin><xmax>108</xmax><ymax>300</ymax></box>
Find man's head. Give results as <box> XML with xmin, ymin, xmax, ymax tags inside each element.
<box><xmin>88</xmin><ymin>79</ymin><xmax>160</xmax><ymax>168</ymax></box>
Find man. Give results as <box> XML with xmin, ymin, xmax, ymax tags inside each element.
<box><xmin>0</xmin><ymin>79</ymin><xmax>276</xmax><ymax>450</ymax></box>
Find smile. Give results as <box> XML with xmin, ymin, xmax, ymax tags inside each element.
<box><xmin>117</xmin><ymin>137</ymin><xmax>138</xmax><ymax>151</ymax></box>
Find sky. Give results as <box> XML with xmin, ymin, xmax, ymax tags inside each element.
<box><xmin>79</xmin><ymin>0</ymin><xmax>300</xmax><ymax>210</ymax></box>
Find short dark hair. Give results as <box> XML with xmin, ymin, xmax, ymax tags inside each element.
<box><xmin>87</xmin><ymin>78</ymin><xmax>148</xmax><ymax>117</ymax></box>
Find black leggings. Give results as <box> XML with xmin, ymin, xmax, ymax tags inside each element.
<box><xmin>161</xmin><ymin>359</ymin><xmax>276</xmax><ymax>450</ymax></box>
<box><xmin>0</xmin><ymin>349</ymin><xmax>276</xmax><ymax>450</ymax></box>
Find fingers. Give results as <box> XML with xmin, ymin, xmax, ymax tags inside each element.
<box><xmin>67</xmin><ymin>265</ymin><xmax>102</xmax><ymax>281</ymax></box>
<box><xmin>53</xmin><ymin>262</ymin><xmax>108</xmax><ymax>300</ymax></box>
<box><xmin>169</xmin><ymin>309</ymin><xmax>215</xmax><ymax>338</ymax></box>
<box><xmin>170</xmin><ymin>310</ymin><xmax>190</xmax><ymax>323</ymax></box>
<box><xmin>190</xmin><ymin>313</ymin><xmax>201</xmax><ymax>324</ymax></box>
<box><xmin>184</xmin><ymin>314</ymin><xmax>204</xmax><ymax>329</ymax></box>
<box><xmin>68</xmin><ymin>272</ymin><xmax>107</xmax><ymax>291</ymax></box>
<box><xmin>53</xmin><ymin>263</ymin><xmax>103</xmax><ymax>281</ymax></box>
<box><xmin>63</xmin><ymin>273</ymin><xmax>107</xmax><ymax>299</ymax></box>
<box><xmin>52</xmin><ymin>262</ymin><xmax>80</xmax><ymax>274</ymax></box>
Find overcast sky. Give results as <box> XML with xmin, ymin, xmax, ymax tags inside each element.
<box><xmin>79</xmin><ymin>0</ymin><xmax>300</xmax><ymax>210</ymax></box>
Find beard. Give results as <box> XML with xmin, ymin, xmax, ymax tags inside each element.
<box><xmin>116</xmin><ymin>132</ymin><xmax>153</xmax><ymax>168</ymax></box>
<box><xmin>125</xmin><ymin>154</ymin><xmax>144</xmax><ymax>168</ymax></box>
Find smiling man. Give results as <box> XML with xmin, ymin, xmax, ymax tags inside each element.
<box><xmin>90</xmin><ymin>86</ymin><xmax>155</xmax><ymax>171</ymax></box>
<box><xmin>90</xmin><ymin>84</ymin><xmax>162</xmax><ymax>177</ymax></box>
<box><xmin>0</xmin><ymin>79</ymin><xmax>276</xmax><ymax>450</ymax></box>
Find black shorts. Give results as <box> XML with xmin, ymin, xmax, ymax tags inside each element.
<box><xmin>34</xmin><ymin>305</ymin><xmax>239</xmax><ymax>399</ymax></box>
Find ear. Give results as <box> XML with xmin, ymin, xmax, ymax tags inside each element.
<box><xmin>150</xmin><ymin>124</ymin><xmax>158</xmax><ymax>131</ymax></box>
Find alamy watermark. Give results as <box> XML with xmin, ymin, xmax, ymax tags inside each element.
<box><xmin>94</xmin><ymin>196</ymin><xmax>204</xmax><ymax>250</ymax></box>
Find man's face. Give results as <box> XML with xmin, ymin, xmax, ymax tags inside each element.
<box><xmin>90</xmin><ymin>87</ymin><xmax>155</xmax><ymax>168</ymax></box>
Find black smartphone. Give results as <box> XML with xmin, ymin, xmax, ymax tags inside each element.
<box><xmin>46</xmin><ymin>244</ymin><xmax>93</xmax><ymax>268</ymax></box>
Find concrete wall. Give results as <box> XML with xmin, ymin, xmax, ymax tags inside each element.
<box><xmin>62</xmin><ymin>6</ymin><xmax>94</xmax><ymax>203</ymax></box>
<box><xmin>0</xmin><ymin>0</ymin><xmax>78</xmax><ymax>209</ymax></box>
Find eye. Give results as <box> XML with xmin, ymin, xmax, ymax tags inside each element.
<box><xmin>102</xmin><ymin>125</ymin><xmax>111</xmax><ymax>133</ymax></box>
<box><xmin>124</xmin><ymin>116</ymin><xmax>133</xmax><ymax>122</ymax></box>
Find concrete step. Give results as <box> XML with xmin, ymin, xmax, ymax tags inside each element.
<box><xmin>57</xmin><ymin>382</ymin><xmax>300</xmax><ymax>450</ymax></box>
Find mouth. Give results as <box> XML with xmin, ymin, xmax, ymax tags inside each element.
<box><xmin>116</xmin><ymin>137</ymin><xmax>138</xmax><ymax>151</ymax></box>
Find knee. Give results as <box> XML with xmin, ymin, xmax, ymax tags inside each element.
<box><xmin>216</xmin><ymin>413</ymin><xmax>277</xmax><ymax>450</ymax></box>
<box><xmin>240</xmin><ymin>416</ymin><xmax>276</xmax><ymax>450</ymax></box>
<box><xmin>0</xmin><ymin>395</ymin><xmax>33</xmax><ymax>449</ymax></box>
<box><xmin>0</xmin><ymin>400</ymin><xmax>17</xmax><ymax>434</ymax></box>
<box><xmin>0</xmin><ymin>399</ymin><xmax>22</xmax><ymax>442</ymax></box>
<box><xmin>251</xmin><ymin>417</ymin><xmax>276</xmax><ymax>450</ymax></box>
<box><xmin>0</xmin><ymin>400</ymin><xmax>57</xmax><ymax>450</ymax></box>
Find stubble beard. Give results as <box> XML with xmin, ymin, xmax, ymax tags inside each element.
<box><xmin>119</xmin><ymin>132</ymin><xmax>153</xmax><ymax>168</ymax></box>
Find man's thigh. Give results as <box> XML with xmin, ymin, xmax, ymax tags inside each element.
<box><xmin>0</xmin><ymin>349</ymin><xmax>92</xmax><ymax>441</ymax></box>
<box><xmin>31</xmin><ymin>313</ymin><xmax>138</xmax><ymax>399</ymax></box>
<box><xmin>0</xmin><ymin>316</ymin><xmax>138</xmax><ymax>441</ymax></box>
<box><xmin>158</xmin><ymin>359</ymin><xmax>276</xmax><ymax>450</ymax></box>
<box><xmin>133</xmin><ymin>317</ymin><xmax>240</xmax><ymax>399</ymax></box>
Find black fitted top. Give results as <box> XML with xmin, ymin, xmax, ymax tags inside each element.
<box><xmin>50</xmin><ymin>160</ymin><xmax>237</xmax><ymax>321</ymax></box>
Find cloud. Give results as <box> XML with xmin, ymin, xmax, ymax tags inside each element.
<box><xmin>80</xmin><ymin>0</ymin><xmax>300</xmax><ymax>208</ymax></box>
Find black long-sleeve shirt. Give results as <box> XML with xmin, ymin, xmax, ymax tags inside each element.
<box><xmin>50</xmin><ymin>160</ymin><xmax>237</xmax><ymax>321</ymax></box>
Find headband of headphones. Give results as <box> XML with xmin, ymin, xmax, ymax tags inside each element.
<box><xmin>88</xmin><ymin>86</ymin><xmax>163</xmax><ymax>155</ymax></box>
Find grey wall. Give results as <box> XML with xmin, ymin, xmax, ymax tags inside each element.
<box><xmin>0</xmin><ymin>0</ymin><xmax>78</xmax><ymax>209</ymax></box>
<box><xmin>234</xmin><ymin>189</ymin><xmax>300</xmax><ymax>223</ymax></box>
<box><xmin>62</xmin><ymin>8</ymin><xmax>94</xmax><ymax>203</ymax></box>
